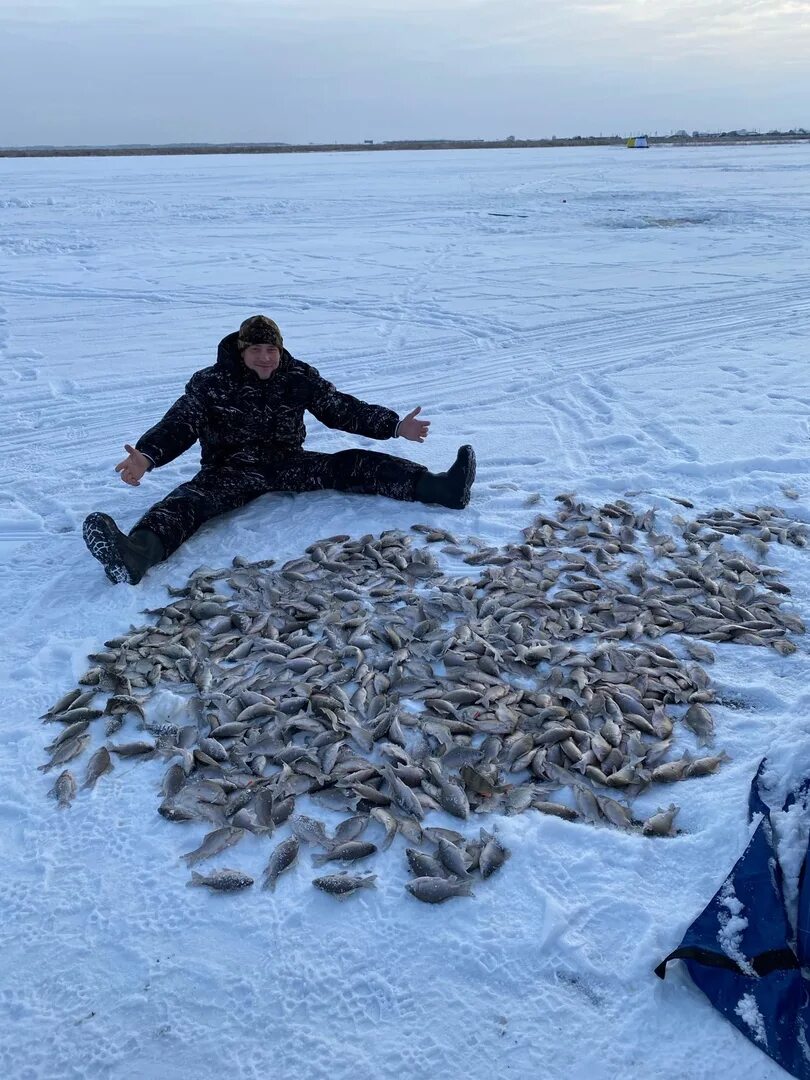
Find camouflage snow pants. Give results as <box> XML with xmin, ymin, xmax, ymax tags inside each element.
<box><xmin>133</xmin><ymin>447</ymin><xmax>428</xmax><ymax>556</ymax></box>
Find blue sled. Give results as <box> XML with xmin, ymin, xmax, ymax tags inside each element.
<box><xmin>656</xmin><ymin>760</ymin><xmax>810</xmax><ymax>1078</ymax></box>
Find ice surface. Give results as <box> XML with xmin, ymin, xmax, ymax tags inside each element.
<box><xmin>1</xmin><ymin>145</ymin><xmax>809</xmax><ymax>1079</ymax></box>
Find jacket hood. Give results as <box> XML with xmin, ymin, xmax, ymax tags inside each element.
<box><xmin>216</xmin><ymin>331</ymin><xmax>292</xmax><ymax>379</ymax></box>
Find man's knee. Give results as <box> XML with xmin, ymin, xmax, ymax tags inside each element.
<box><xmin>330</xmin><ymin>449</ymin><xmax>362</xmax><ymax>470</ymax></box>
<box><xmin>328</xmin><ymin>449</ymin><xmax>371</xmax><ymax>490</ymax></box>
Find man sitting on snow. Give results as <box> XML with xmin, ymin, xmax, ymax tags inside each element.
<box><xmin>83</xmin><ymin>315</ymin><xmax>476</xmax><ymax>585</ymax></box>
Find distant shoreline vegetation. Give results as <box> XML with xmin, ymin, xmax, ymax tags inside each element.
<box><xmin>2</xmin><ymin>132</ymin><xmax>810</xmax><ymax>159</ymax></box>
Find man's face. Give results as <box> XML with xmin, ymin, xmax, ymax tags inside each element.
<box><xmin>242</xmin><ymin>344</ymin><xmax>281</xmax><ymax>380</ymax></box>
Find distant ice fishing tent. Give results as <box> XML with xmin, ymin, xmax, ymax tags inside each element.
<box><xmin>626</xmin><ymin>136</ymin><xmax>649</xmax><ymax>148</ymax></box>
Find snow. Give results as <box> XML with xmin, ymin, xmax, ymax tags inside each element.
<box><xmin>1</xmin><ymin>144</ymin><xmax>809</xmax><ymax>1079</ymax></box>
<box><xmin>716</xmin><ymin>880</ymin><xmax>754</xmax><ymax>977</ymax></box>
<box><xmin>735</xmin><ymin>993</ymin><xmax>768</xmax><ymax>1047</ymax></box>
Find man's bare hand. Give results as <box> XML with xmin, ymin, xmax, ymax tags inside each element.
<box><xmin>115</xmin><ymin>444</ymin><xmax>150</xmax><ymax>486</ymax></box>
<box><xmin>398</xmin><ymin>406</ymin><xmax>430</xmax><ymax>443</ymax></box>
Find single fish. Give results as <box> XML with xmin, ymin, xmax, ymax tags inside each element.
<box><xmin>332</xmin><ymin>814</ymin><xmax>370</xmax><ymax>844</ymax></box>
<box><xmin>595</xmin><ymin>794</ymin><xmax>634</xmax><ymax>829</ymax></box>
<box><xmin>436</xmin><ymin>837</ymin><xmax>471</xmax><ymax>879</ymax></box>
<box><xmin>533</xmin><ymin>801</ymin><xmax>579</xmax><ymax>822</ymax></box>
<box><xmin>351</xmin><ymin>782</ymin><xmax>392</xmax><ymax>807</ymax></box>
<box><xmin>188</xmin><ymin>868</ymin><xmax>254</xmax><ymax>891</ymax></box>
<box><xmin>405</xmin><ymin>848</ymin><xmax>447</xmax><ymax>878</ymax></box>
<box><xmin>383</xmin><ymin>766</ymin><xmax>425</xmax><ymax>819</ymax></box>
<box><xmin>370</xmin><ymin>807</ymin><xmax>400</xmax><ymax>850</ymax></box>
<box><xmin>181</xmin><ymin>826</ymin><xmax>245</xmax><ymax>867</ymax></box>
<box><xmin>685</xmin><ymin>752</ymin><xmax>729</xmax><ymax>778</ymax></box>
<box><xmin>49</xmin><ymin>769</ymin><xmax>77</xmax><ymax>809</ymax></box>
<box><xmin>104</xmin><ymin>714</ymin><xmax>126</xmax><ymax>738</ymax></box>
<box><xmin>311</xmin><ymin>841</ymin><xmax>377</xmax><ymax>867</ymax></box>
<box><xmin>683</xmin><ymin>704</ymin><xmax>714</xmax><ymax>745</ymax></box>
<box><xmin>108</xmin><ymin>740</ymin><xmax>156</xmax><ymax>757</ymax></box>
<box><xmin>82</xmin><ymin>746</ymin><xmax>114</xmax><ymax>789</ymax></box>
<box><xmin>406</xmin><ymin>876</ymin><xmax>475</xmax><ymax>904</ymax></box>
<box><xmin>252</xmin><ymin>788</ymin><xmax>276</xmax><ymax>830</ymax></box>
<box><xmin>290</xmin><ymin>815</ymin><xmax>332</xmax><ymax>847</ymax></box>
<box><xmin>479</xmin><ymin>830</ymin><xmax>510</xmax><ymax>879</ymax></box>
<box><xmin>651</xmin><ymin>758</ymin><xmax>692</xmax><ymax>783</ymax></box>
<box><xmin>312</xmin><ymin>873</ymin><xmax>377</xmax><ymax>897</ymax></box>
<box><xmin>43</xmin><ymin>707</ymin><xmax>103</xmax><ymax>725</ymax></box>
<box><xmin>271</xmin><ymin>795</ymin><xmax>296</xmax><ymax>825</ymax></box>
<box><xmin>424</xmin><ymin>759</ymin><xmax>470</xmax><ymax>819</ymax></box>
<box><xmin>262</xmin><ymin>837</ymin><xmax>300</xmax><ymax>891</ymax></box>
<box><xmin>162</xmin><ymin>762</ymin><xmax>188</xmax><ymax>799</ymax></box>
<box><xmin>158</xmin><ymin>800</ymin><xmax>197</xmax><ymax>822</ymax></box>
<box><xmin>642</xmin><ymin>805</ymin><xmax>680</xmax><ymax>837</ymax></box>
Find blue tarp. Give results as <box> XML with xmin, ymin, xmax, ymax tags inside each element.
<box><xmin>656</xmin><ymin>761</ymin><xmax>810</xmax><ymax>1078</ymax></box>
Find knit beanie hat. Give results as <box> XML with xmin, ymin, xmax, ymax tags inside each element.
<box><xmin>237</xmin><ymin>315</ymin><xmax>283</xmax><ymax>352</ymax></box>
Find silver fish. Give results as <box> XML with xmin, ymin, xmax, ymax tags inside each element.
<box><xmin>370</xmin><ymin>807</ymin><xmax>400</xmax><ymax>850</ymax></box>
<box><xmin>406</xmin><ymin>876</ymin><xmax>474</xmax><ymax>904</ymax></box>
<box><xmin>311</xmin><ymin>841</ymin><xmax>377</xmax><ymax>867</ymax></box>
<box><xmin>685</xmin><ymin>752</ymin><xmax>729</xmax><ymax>778</ymax></box>
<box><xmin>188</xmin><ymin>868</ymin><xmax>254</xmax><ymax>891</ymax></box>
<box><xmin>82</xmin><ymin>746</ymin><xmax>114</xmax><ymax>789</ymax></box>
<box><xmin>198</xmin><ymin>737</ymin><xmax>228</xmax><ymax>762</ymax></box>
<box><xmin>45</xmin><ymin>500</ymin><xmax>798</xmax><ymax>900</ymax></box>
<box><xmin>49</xmin><ymin>770</ymin><xmax>77</xmax><ymax>809</ymax></box>
<box><xmin>162</xmin><ymin>762</ymin><xmax>188</xmax><ymax>799</ymax></box>
<box><xmin>384</xmin><ymin>766</ymin><xmax>425</xmax><ymax>820</ymax></box>
<box><xmin>291</xmin><ymin>815</ymin><xmax>332</xmax><ymax>847</ymax></box>
<box><xmin>45</xmin><ymin>719</ymin><xmax>90</xmax><ymax>752</ymax></box>
<box><xmin>405</xmin><ymin>848</ymin><xmax>447</xmax><ymax>878</ymax></box>
<box><xmin>43</xmin><ymin>706</ymin><xmax>102</xmax><ymax>725</ymax></box>
<box><xmin>436</xmin><ymin>837</ymin><xmax>471</xmax><ymax>879</ymax></box>
<box><xmin>181</xmin><ymin>826</ymin><xmax>245</xmax><ymax>867</ymax></box>
<box><xmin>683</xmin><ymin>704</ymin><xmax>714</xmax><ymax>745</ymax></box>
<box><xmin>424</xmin><ymin>759</ymin><xmax>470</xmax><ymax>819</ymax></box>
<box><xmin>595</xmin><ymin>794</ymin><xmax>634</xmax><ymax>829</ymax></box>
<box><xmin>40</xmin><ymin>688</ymin><xmax>83</xmax><ymax>718</ymax></box>
<box><xmin>332</xmin><ymin>814</ymin><xmax>370</xmax><ymax>844</ymax></box>
<box><xmin>313</xmin><ymin>873</ymin><xmax>377</xmax><ymax>897</ymax></box>
<box><xmin>651</xmin><ymin>758</ymin><xmax>692</xmax><ymax>783</ymax></box>
<box><xmin>38</xmin><ymin>733</ymin><xmax>91</xmax><ymax>772</ymax></box>
<box><xmin>104</xmin><ymin>714</ymin><xmax>126</xmax><ymax>738</ymax></box>
<box><xmin>108</xmin><ymin>740</ymin><xmax>156</xmax><ymax>757</ymax></box>
<box><xmin>158</xmin><ymin>800</ymin><xmax>197</xmax><ymax>822</ymax></box>
<box><xmin>262</xmin><ymin>837</ymin><xmax>300</xmax><ymax>891</ymax></box>
<box><xmin>479</xmin><ymin>830</ymin><xmax>510</xmax><ymax>878</ymax></box>
<box><xmin>642</xmin><ymin>804</ymin><xmax>680</xmax><ymax>836</ymax></box>
<box><xmin>534</xmin><ymin>800</ymin><xmax>579</xmax><ymax>822</ymax></box>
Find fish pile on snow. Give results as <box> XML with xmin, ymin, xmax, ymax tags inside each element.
<box><xmin>39</xmin><ymin>495</ymin><xmax>807</xmax><ymax>901</ymax></box>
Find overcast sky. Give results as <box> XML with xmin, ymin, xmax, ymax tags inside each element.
<box><xmin>1</xmin><ymin>0</ymin><xmax>809</xmax><ymax>145</ymax></box>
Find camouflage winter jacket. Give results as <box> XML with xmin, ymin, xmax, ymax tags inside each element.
<box><xmin>136</xmin><ymin>332</ymin><xmax>400</xmax><ymax>469</ymax></box>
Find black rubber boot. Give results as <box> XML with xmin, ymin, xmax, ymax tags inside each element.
<box><xmin>82</xmin><ymin>512</ymin><xmax>165</xmax><ymax>585</ymax></box>
<box><xmin>414</xmin><ymin>445</ymin><xmax>476</xmax><ymax>509</ymax></box>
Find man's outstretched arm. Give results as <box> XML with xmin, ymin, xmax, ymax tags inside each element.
<box><xmin>307</xmin><ymin>370</ymin><xmax>398</xmax><ymax>439</ymax></box>
<box><xmin>306</xmin><ymin>369</ymin><xmax>430</xmax><ymax>442</ymax></box>
<box><xmin>132</xmin><ymin>384</ymin><xmax>205</xmax><ymax>471</ymax></box>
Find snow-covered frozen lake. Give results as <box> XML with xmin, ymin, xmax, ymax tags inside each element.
<box><xmin>1</xmin><ymin>144</ymin><xmax>809</xmax><ymax>1079</ymax></box>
